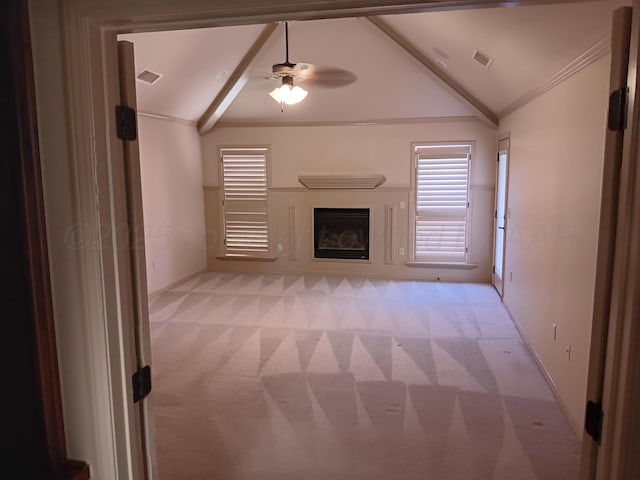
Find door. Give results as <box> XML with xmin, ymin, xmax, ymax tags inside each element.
<box><xmin>581</xmin><ymin>4</ymin><xmax>640</xmax><ymax>480</ymax></box>
<box><xmin>117</xmin><ymin>40</ymin><xmax>156</xmax><ymax>479</ymax></box>
<box><xmin>493</xmin><ymin>138</ymin><xmax>509</xmax><ymax>296</ymax></box>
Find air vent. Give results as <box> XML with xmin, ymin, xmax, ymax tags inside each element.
<box><xmin>136</xmin><ymin>70</ymin><xmax>162</xmax><ymax>85</ymax></box>
<box><xmin>472</xmin><ymin>49</ymin><xmax>493</xmax><ymax>68</ymax></box>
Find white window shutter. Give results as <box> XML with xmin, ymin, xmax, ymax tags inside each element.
<box><xmin>221</xmin><ymin>148</ymin><xmax>269</xmax><ymax>254</ymax></box>
<box><xmin>415</xmin><ymin>149</ymin><xmax>470</xmax><ymax>262</ymax></box>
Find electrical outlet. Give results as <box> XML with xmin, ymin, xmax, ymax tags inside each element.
<box><xmin>399</xmin><ymin>247</ymin><xmax>405</xmax><ymax>256</ymax></box>
<box><xmin>400</xmin><ymin>201</ymin><xmax>406</xmax><ymax>210</ymax></box>
<box><xmin>277</xmin><ymin>243</ymin><xmax>283</xmax><ymax>252</ymax></box>
<box><xmin>553</xmin><ymin>323</ymin><xmax>557</xmax><ymax>341</ymax></box>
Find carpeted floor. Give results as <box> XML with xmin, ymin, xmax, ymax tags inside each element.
<box><xmin>149</xmin><ymin>272</ymin><xmax>580</xmax><ymax>480</ymax></box>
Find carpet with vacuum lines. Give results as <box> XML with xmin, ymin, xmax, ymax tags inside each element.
<box><xmin>149</xmin><ymin>272</ymin><xmax>579</xmax><ymax>480</ymax></box>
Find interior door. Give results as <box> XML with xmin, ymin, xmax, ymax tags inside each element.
<box><xmin>581</xmin><ymin>4</ymin><xmax>638</xmax><ymax>480</ymax></box>
<box><xmin>492</xmin><ymin>138</ymin><xmax>509</xmax><ymax>296</ymax></box>
<box><xmin>117</xmin><ymin>40</ymin><xmax>156</xmax><ymax>479</ymax></box>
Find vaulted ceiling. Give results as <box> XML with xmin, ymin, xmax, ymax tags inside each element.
<box><xmin>120</xmin><ymin>0</ymin><xmax>626</xmax><ymax>131</ymax></box>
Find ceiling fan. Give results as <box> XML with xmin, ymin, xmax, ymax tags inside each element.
<box><xmin>268</xmin><ymin>21</ymin><xmax>357</xmax><ymax>108</ymax></box>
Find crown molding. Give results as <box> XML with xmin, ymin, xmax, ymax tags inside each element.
<box><xmin>213</xmin><ymin>115</ymin><xmax>482</xmax><ymax>129</ymax></box>
<box><xmin>137</xmin><ymin>111</ymin><xmax>196</xmax><ymax>126</ymax></box>
<box><xmin>499</xmin><ymin>35</ymin><xmax>611</xmax><ymax>119</ymax></box>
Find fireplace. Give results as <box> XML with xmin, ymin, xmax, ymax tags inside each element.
<box><xmin>313</xmin><ymin>208</ymin><xmax>370</xmax><ymax>260</ymax></box>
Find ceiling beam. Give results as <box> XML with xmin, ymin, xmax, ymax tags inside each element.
<box><xmin>197</xmin><ymin>23</ymin><xmax>278</xmax><ymax>135</ymax></box>
<box><xmin>108</xmin><ymin>1</ymin><xmax>605</xmax><ymax>30</ymax></box>
<box><xmin>367</xmin><ymin>16</ymin><xmax>499</xmax><ymax>127</ymax></box>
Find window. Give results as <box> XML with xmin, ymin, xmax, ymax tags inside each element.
<box><xmin>220</xmin><ymin>147</ymin><xmax>270</xmax><ymax>256</ymax></box>
<box><xmin>413</xmin><ymin>143</ymin><xmax>471</xmax><ymax>263</ymax></box>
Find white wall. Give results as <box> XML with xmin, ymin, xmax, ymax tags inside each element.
<box><xmin>499</xmin><ymin>55</ymin><xmax>610</xmax><ymax>433</ymax></box>
<box><xmin>202</xmin><ymin>120</ymin><xmax>497</xmax><ymax>282</ymax></box>
<box><xmin>138</xmin><ymin>115</ymin><xmax>207</xmax><ymax>293</ymax></box>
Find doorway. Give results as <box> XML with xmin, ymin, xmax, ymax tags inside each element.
<box><xmin>36</xmin><ymin>2</ymin><xmax>640</xmax><ymax>480</ymax></box>
<box><xmin>493</xmin><ymin>137</ymin><xmax>509</xmax><ymax>297</ymax></box>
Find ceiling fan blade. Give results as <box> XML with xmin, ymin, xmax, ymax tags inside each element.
<box><xmin>302</xmin><ymin>66</ymin><xmax>358</xmax><ymax>89</ymax></box>
<box><xmin>268</xmin><ymin>62</ymin><xmax>357</xmax><ymax>88</ymax></box>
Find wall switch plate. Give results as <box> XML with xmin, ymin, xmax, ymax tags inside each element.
<box><xmin>399</xmin><ymin>247</ymin><xmax>405</xmax><ymax>256</ymax></box>
<box><xmin>400</xmin><ymin>201</ymin><xmax>406</xmax><ymax>209</ymax></box>
<box><xmin>277</xmin><ymin>243</ymin><xmax>283</xmax><ymax>252</ymax></box>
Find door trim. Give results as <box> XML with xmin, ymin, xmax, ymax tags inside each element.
<box><xmin>492</xmin><ymin>135</ymin><xmax>510</xmax><ymax>297</ymax></box>
<box><xmin>48</xmin><ymin>0</ymin><xmax>637</xmax><ymax>478</ymax></box>
<box><xmin>3</xmin><ymin>0</ymin><xmax>89</xmax><ymax>477</ymax></box>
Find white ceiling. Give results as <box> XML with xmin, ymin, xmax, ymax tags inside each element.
<box><xmin>120</xmin><ymin>0</ymin><xmax>626</xmax><ymax>126</ymax></box>
<box><xmin>122</xmin><ymin>24</ymin><xmax>266</xmax><ymax>121</ymax></box>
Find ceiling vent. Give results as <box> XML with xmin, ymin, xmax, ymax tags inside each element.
<box><xmin>136</xmin><ymin>70</ymin><xmax>163</xmax><ymax>85</ymax></box>
<box><xmin>472</xmin><ymin>49</ymin><xmax>493</xmax><ymax>68</ymax></box>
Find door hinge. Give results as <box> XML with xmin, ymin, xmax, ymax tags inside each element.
<box><xmin>608</xmin><ymin>88</ymin><xmax>628</xmax><ymax>132</ymax></box>
<box><xmin>116</xmin><ymin>105</ymin><xmax>137</xmax><ymax>141</ymax></box>
<box><xmin>132</xmin><ymin>365</ymin><xmax>152</xmax><ymax>403</ymax></box>
<box><xmin>492</xmin><ymin>265</ymin><xmax>495</xmax><ymax>274</ymax></box>
<box><xmin>585</xmin><ymin>400</ymin><xmax>603</xmax><ymax>442</ymax></box>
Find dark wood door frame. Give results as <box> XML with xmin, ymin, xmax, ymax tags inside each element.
<box><xmin>1</xmin><ymin>0</ymin><xmax>88</xmax><ymax>478</ymax></box>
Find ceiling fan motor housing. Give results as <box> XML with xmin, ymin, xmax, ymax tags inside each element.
<box><xmin>272</xmin><ymin>62</ymin><xmax>308</xmax><ymax>78</ymax></box>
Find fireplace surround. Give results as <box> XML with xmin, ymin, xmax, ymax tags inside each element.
<box><xmin>313</xmin><ymin>207</ymin><xmax>370</xmax><ymax>260</ymax></box>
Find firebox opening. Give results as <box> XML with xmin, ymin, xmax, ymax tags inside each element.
<box><xmin>313</xmin><ymin>208</ymin><xmax>370</xmax><ymax>260</ymax></box>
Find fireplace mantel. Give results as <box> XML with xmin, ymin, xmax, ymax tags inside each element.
<box><xmin>298</xmin><ymin>174</ymin><xmax>386</xmax><ymax>190</ymax></box>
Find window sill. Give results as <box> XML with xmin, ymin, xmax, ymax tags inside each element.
<box><xmin>405</xmin><ymin>261</ymin><xmax>478</xmax><ymax>270</ymax></box>
<box><xmin>216</xmin><ymin>254</ymin><xmax>277</xmax><ymax>262</ymax></box>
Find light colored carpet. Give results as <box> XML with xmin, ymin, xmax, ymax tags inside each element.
<box><xmin>149</xmin><ymin>272</ymin><xmax>580</xmax><ymax>480</ymax></box>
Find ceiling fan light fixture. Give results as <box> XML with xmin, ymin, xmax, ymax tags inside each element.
<box><xmin>268</xmin><ymin>76</ymin><xmax>308</xmax><ymax>105</ymax></box>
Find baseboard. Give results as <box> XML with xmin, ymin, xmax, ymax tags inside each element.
<box><xmin>148</xmin><ymin>269</ymin><xmax>207</xmax><ymax>299</ymax></box>
<box><xmin>204</xmin><ymin>263</ymin><xmax>492</xmax><ymax>284</ymax></box>
<box><xmin>502</xmin><ymin>301</ymin><xmax>583</xmax><ymax>439</ymax></box>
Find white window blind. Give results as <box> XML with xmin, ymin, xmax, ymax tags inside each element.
<box><xmin>220</xmin><ymin>148</ymin><xmax>269</xmax><ymax>254</ymax></box>
<box><xmin>415</xmin><ymin>145</ymin><xmax>471</xmax><ymax>262</ymax></box>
